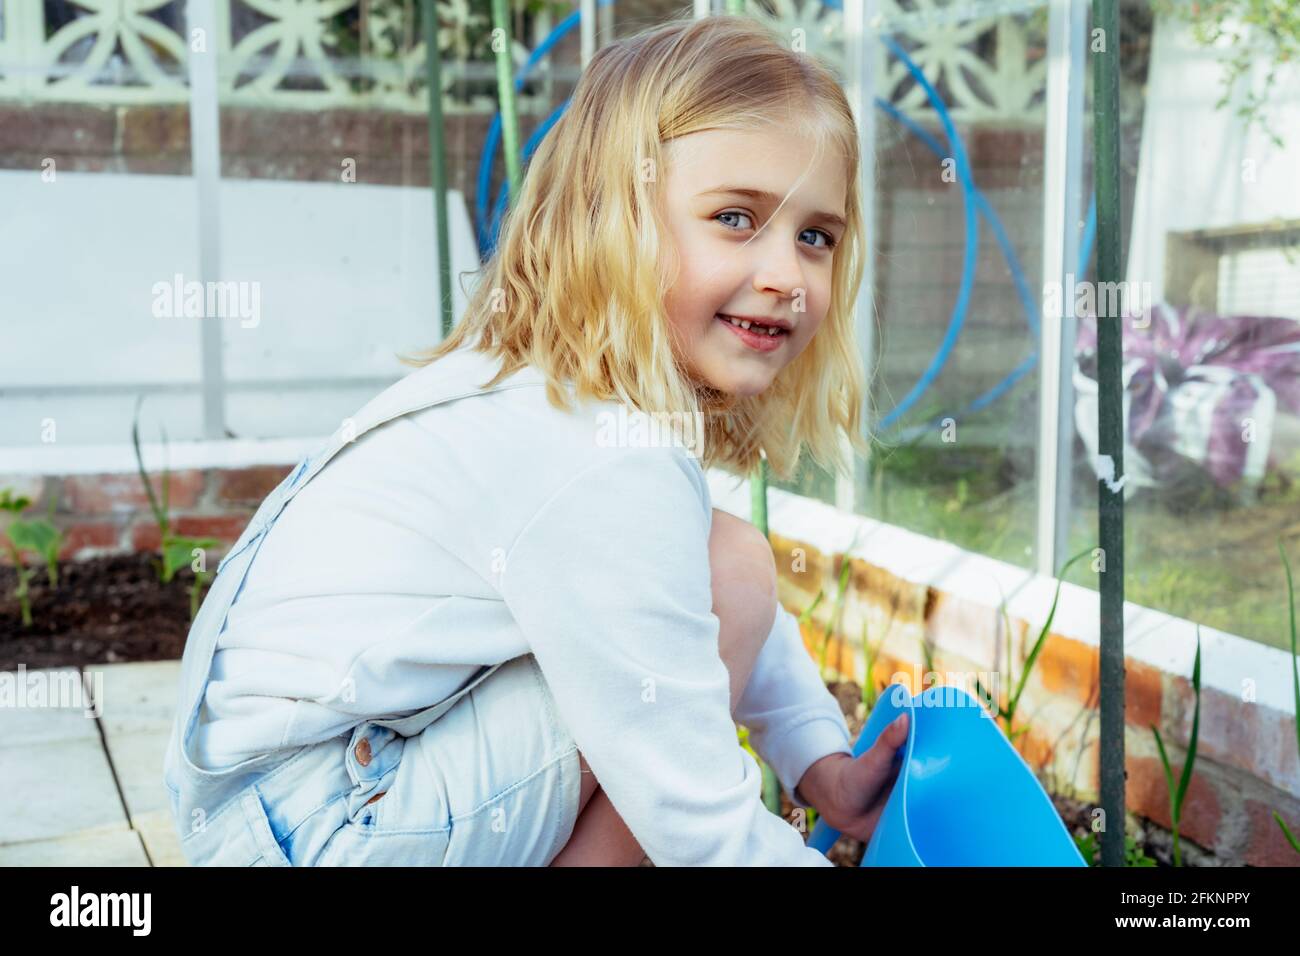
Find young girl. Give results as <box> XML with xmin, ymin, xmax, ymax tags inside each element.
<box><xmin>163</xmin><ymin>13</ymin><xmax>910</xmax><ymax>867</ymax></box>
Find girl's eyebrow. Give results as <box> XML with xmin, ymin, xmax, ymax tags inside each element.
<box><xmin>696</xmin><ymin>186</ymin><xmax>846</xmax><ymax>230</ymax></box>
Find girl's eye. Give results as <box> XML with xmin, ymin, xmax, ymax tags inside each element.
<box><xmin>715</xmin><ymin>210</ymin><xmax>754</xmax><ymax>231</ymax></box>
<box><xmin>714</xmin><ymin>211</ymin><xmax>838</xmax><ymax>251</ymax></box>
<box><xmin>802</xmin><ymin>228</ymin><xmax>838</xmax><ymax>250</ymax></box>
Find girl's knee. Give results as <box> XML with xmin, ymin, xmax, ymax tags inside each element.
<box><xmin>708</xmin><ymin>509</ymin><xmax>777</xmax><ymax>636</ymax></box>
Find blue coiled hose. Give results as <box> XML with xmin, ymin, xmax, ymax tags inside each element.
<box><xmin>474</xmin><ymin>1</ymin><xmax>1097</xmax><ymax>439</ymax></box>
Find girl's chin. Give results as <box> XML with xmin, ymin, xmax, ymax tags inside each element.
<box><xmin>695</xmin><ymin>370</ymin><xmax>773</xmax><ymax>400</ymax></box>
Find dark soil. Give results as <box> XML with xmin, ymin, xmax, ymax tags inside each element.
<box><xmin>0</xmin><ymin>553</ymin><xmax>206</xmax><ymax>670</ymax></box>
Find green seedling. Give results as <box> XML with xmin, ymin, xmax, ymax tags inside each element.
<box><xmin>131</xmin><ymin>397</ymin><xmax>219</xmax><ymax>619</ymax></box>
<box><xmin>798</xmin><ymin>588</ymin><xmax>825</xmax><ymax>629</ymax></box>
<box><xmin>1274</xmin><ymin>537</ymin><xmax>1300</xmax><ymax>855</ymax></box>
<box><xmin>816</xmin><ymin>528</ymin><xmax>863</xmax><ymax>683</ymax></box>
<box><xmin>1151</xmin><ymin>628</ymin><xmax>1202</xmax><ymax>868</ymax></box>
<box><xmin>859</xmin><ymin>592</ymin><xmax>902</xmax><ymax>714</ymax></box>
<box><xmin>1074</xmin><ymin>830</ymin><xmax>1156</xmax><ymax>867</ymax></box>
<box><xmin>1</xmin><ymin>489</ymin><xmax>63</xmax><ymax>627</ymax></box>
<box><xmin>861</xmin><ymin>620</ymin><xmax>878</xmax><ymax>712</ymax></box>
<box><xmin>736</xmin><ymin>724</ymin><xmax>792</xmax><ymax>820</ymax></box>
<box><xmin>976</xmin><ymin>546</ymin><xmax>1093</xmax><ymax>742</ymax></box>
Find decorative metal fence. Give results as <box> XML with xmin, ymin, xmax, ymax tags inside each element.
<box><xmin>0</xmin><ymin>0</ymin><xmax>1053</xmax><ymax>121</ymax></box>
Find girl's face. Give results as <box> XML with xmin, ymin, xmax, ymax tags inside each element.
<box><xmin>659</xmin><ymin>124</ymin><xmax>848</xmax><ymax>399</ymax></box>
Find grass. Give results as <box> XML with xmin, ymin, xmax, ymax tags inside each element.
<box><xmin>785</xmin><ymin>432</ymin><xmax>1300</xmax><ymax>653</ymax></box>
<box><xmin>1275</xmin><ymin>538</ymin><xmax>1300</xmax><ymax>855</ymax></box>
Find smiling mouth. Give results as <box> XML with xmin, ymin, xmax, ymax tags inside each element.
<box><xmin>716</xmin><ymin>314</ymin><xmax>788</xmax><ymax>352</ymax></box>
<box><xmin>716</xmin><ymin>314</ymin><xmax>789</xmax><ymax>335</ymax></box>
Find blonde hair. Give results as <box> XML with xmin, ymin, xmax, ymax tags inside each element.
<box><xmin>401</xmin><ymin>12</ymin><xmax>871</xmax><ymax>483</ymax></box>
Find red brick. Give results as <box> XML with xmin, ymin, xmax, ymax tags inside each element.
<box><xmin>1126</xmin><ymin>754</ymin><xmax>1222</xmax><ymax>852</ymax></box>
<box><xmin>173</xmin><ymin>513</ymin><xmax>251</xmax><ymax>543</ymax></box>
<box><xmin>120</xmin><ymin>104</ymin><xmax>190</xmax><ymax>157</ymax></box>
<box><xmin>1244</xmin><ymin>795</ymin><xmax>1300</xmax><ymax>867</ymax></box>
<box><xmin>1165</xmin><ymin>681</ymin><xmax>1289</xmax><ymax>788</ymax></box>
<box><xmin>1125</xmin><ymin>658</ymin><xmax>1164</xmax><ymax>731</ymax></box>
<box><xmin>1037</xmin><ymin>634</ymin><xmax>1099</xmax><ymax>704</ymax></box>
<box><xmin>0</xmin><ymin>103</ymin><xmax>116</xmax><ymax>155</ymax></box>
<box><xmin>216</xmin><ymin>466</ymin><xmax>292</xmax><ymax>505</ymax></box>
<box><xmin>58</xmin><ymin>522</ymin><xmax>121</xmax><ymax>559</ymax></box>
<box><xmin>63</xmin><ymin>471</ymin><xmax>205</xmax><ymax>514</ymax></box>
<box><xmin>130</xmin><ymin>521</ymin><xmax>162</xmax><ymax>553</ymax></box>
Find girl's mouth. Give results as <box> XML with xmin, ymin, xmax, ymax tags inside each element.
<box><xmin>716</xmin><ymin>314</ymin><xmax>787</xmax><ymax>353</ymax></box>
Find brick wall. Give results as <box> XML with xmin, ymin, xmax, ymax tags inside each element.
<box><xmin>773</xmin><ymin>530</ymin><xmax>1300</xmax><ymax>867</ymax></box>
<box><xmin>0</xmin><ymin>465</ymin><xmax>294</xmax><ymax>563</ymax></box>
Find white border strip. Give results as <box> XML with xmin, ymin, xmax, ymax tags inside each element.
<box><xmin>707</xmin><ymin>467</ymin><xmax>1297</xmax><ymax>718</ymax></box>
<box><xmin>0</xmin><ymin>437</ymin><xmax>318</xmax><ymax>476</ymax></box>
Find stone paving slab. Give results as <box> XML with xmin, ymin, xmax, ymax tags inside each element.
<box><xmin>0</xmin><ymin>661</ymin><xmax>184</xmax><ymax>866</ymax></box>
<box><xmin>0</xmin><ymin>825</ymin><xmax>151</xmax><ymax>866</ymax></box>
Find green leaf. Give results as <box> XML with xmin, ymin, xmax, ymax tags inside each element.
<box><xmin>131</xmin><ymin>396</ymin><xmax>168</xmax><ymax>532</ymax></box>
<box><xmin>162</xmin><ymin>536</ymin><xmax>219</xmax><ymax>581</ymax></box>
<box><xmin>6</xmin><ymin>519</ymin><xmax>58</xmax><ymax>558</ymax></box>
<box><xmin>1174</xmin><ymin>630</ymin><xmax>1202</xmax><ymax>817</ymax></box>
<box><xmin>1274</xmin><ymin>811</ymin><xmax>1300</xmax><ymax>855</ymax></box>
<box><xmin>798</xmin><ymin>589</ymin><xmax>824</xmax><ymax>627</ymax></box>
<box><xmin>1008</xmin><ymin>546</ymin><xmax>1092</xmax><ymax>721</ymax></box>
<box><xmin>0</xmin><ymin>489</ymin><xmax>32</xmax><ymax>514</ymax></box>
<box><xmin>1152</xmin><ymin>725</ymin><xmax>1177</xmax><ymax>824</ymax></box>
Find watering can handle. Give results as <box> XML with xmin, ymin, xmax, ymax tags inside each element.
<box><xmin>807</xmin><ymin>684</ymin><xmax>914</xmax><ymax>859</ymax></box>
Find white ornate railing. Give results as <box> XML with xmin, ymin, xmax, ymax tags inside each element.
<box><xmin>0</xmin><ymin>0</ymin><xmax>1051</xmax><ymax>120</ymax></box>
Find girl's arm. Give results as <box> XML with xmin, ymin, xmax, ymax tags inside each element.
<box><xmin>500</xmin><ymin>445</ymin><xmax>832</xmax><ymax>867</ymax></box>
<box><xmin>732</xmin><ymin>603</ymin><xmax>853</xmax><ymax>810</ymax></box>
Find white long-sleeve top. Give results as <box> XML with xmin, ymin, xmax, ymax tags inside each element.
<box><xmin>194</xmin><ymin>347</ymin><xmax>852</xmax><ymax>865</ymax></box>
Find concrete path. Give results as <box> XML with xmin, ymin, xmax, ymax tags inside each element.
<box><xmin>0</xmin><ymin>661</ymin><xmax>186</xmax><ymax>866</ymax></box>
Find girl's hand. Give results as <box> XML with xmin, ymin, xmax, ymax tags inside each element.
<box><xmin>795</xmin><ymin>714</ymin><xmax>910</xmax><ymax>845</ymax></box>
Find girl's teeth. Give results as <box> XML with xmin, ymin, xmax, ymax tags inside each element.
<box><xmin>722</xmin><ymin>315</ymin><xmax>783</xmax><ymax>335</ymax></box>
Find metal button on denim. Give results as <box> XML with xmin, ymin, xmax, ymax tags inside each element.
<box><xmin>355</xmin><ymin>738</ymin><xmax>372</xmax><ymax>766</ymax></box>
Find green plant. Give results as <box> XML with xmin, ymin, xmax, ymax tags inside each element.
<box><xmin>1274</xmin><ymin>537</ymin><xmax>1300</xmax><ymax>854</ymax></box>
<box><xmin>976</xmin><ymin>546</ymin><xmax>1094</xmax><ymax>742</ymax></box>
<box><xmin>865</xmin><ymin>403</ymin><xmax>945</xmax><ymax>523</ymax></box>
<box><xmin>1074</xmin><ymin>830</ymin><xmax>1158</xmax><ymax>867</ymax></box>
<box><xmin>1</xmin><ymin>489</ymin><xmax>63</xmax><ymax>627</ymax></box>
<box><xmin>736</xmin><ymin>724</ymin><xmax>802</xmax><ymax>823</ymax></box>
<box><xmin>815</xmin><ymin>530</ymin><xmax>862</xmax><ymax>682</ymax></box>
<box><xmin>319</xmin><ymin>0</ymin><xmax>573</xmax><ymax>98</ymax></box>
<box><xmin>1151</xmin><ymin>628</ymin><xmax>1203</xmax><ymax>868</ymax></box>
<box><xmin>860</xmin><ymin>620</ymin><xmax>880</xmax><ymax>713</ymax></box>
<box><xmin>1151</xmin><ymin>0</ymin><xmax>1300</xmax><ymax>151</ymax></box>
<box><xmin>131</xmin><ymin>398</ymin><xmax>219</xmax><ymax>620</ymax></box>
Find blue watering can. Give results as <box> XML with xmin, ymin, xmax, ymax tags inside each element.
<box><xmin>807</xmin><ymin>683</ymin><xmax>1087</xmax><ymax>866</ymax></box>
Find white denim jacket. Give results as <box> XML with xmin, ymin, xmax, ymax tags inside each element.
<box><xmin>189</xmin><ymin>344</ymin><xmax>852</xmax><ymax>866</ymax></box>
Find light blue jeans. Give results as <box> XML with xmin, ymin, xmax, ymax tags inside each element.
<box><xmin>163</xmin><ymin>450</ymin><xmax>583</xmax><ymax>866</ymax></box>
<box><xmin>172</xmin><ymin>651</ymin><xmax>583</xmax><ymax>867</ymax></box>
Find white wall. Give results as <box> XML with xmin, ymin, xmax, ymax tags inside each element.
<box><xmin>0</xmin><ymin>171</ymin><xmax>480</xmax><ymax>447</ymax></box>
<box><xmin>1126</xmin><ymin>14</ymin><xmax>1300</xmax><ymax>301</ymax></box>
